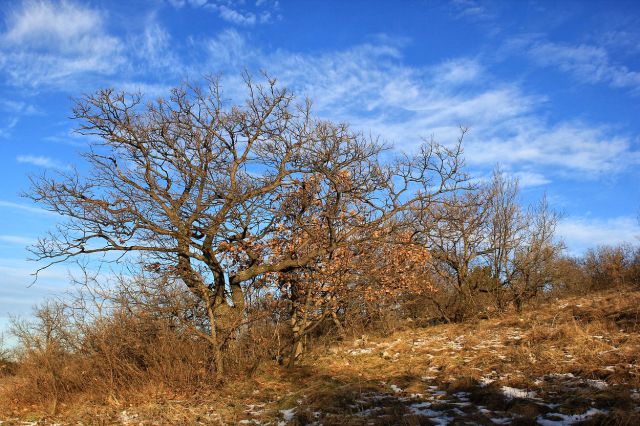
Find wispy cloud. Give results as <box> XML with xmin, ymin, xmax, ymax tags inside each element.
<box><xmin>0</xmin><ymin>117</ymin><xmax>19</xmax><ymax>138</ymax></box>
<box><xmin>0</xmin><ymin>99</ymin><xmax>41</xmax><ymax>138</ymax></box>
<box><xmin>0</xmin><ymin>200</ymin><xmax>56</xmax><ymax>216</ymax></box>
<box><xmin>512</xmin><ymin>38</ymin><xmax>640</xmax><ymax>93</ymax></box>
<box><xmin>512</xmin><ymin>171</ymin><xmax>551</xmax><ymax>188</ymax></box>
<box><xmin>450</xmin><ymin>0</ymin><xmax>491</xmax><ymax>21</ymax></box>
<box><xmin>166</xmin><ymin>0</ymin><xmax>277</xmax><ymax>26</ymax></box>
<box><xmin>465</xmin><ymin>119</ymin><xmax>639</xmax><ymax>174</ymax></box>
<box><xmin>448</xmin><ymin>0</ymin><xmax>500</xmax><ymax>36</ymax></box>
<box><xmin>0</xmin><ymin>0</ymin><xmax>124</xmax><ymax>88</ymax></box>
<box><xmin>200</xmin><ymin>33</ymin><xmax>637</xmax><ymax>177</ymax></box>
<box><xmin>0</xmin><ymin>99</ymin><xmax>40</xmax><ymax>115</ymax></box>
<box><xmin>214</xmin><ymin>4</ymin><xmax>257</xmax><ymax>25</ymax></box>
<box><xmin>128</xmin><ymin>16</ymin><xmax>183</xmax><ymax>76</ymax></box>
<box><xmin>0</xmin><ymin>235</ymin><xmax>34</xmax><ymax>246</ymax></box>
<box><xmin>558</xmin><ymin>216</ymin><xmax>640</xmax><ymax>254</ymax></box>
<box><xmin>17</xmin><ymin>155</ymin><xmax>70</xmax><ymax>170</ymax></box>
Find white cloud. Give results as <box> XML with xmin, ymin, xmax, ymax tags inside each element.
<box><xmin>512</xmin><ymin>171</ymin><xmax>551</xmax><ymax>188</ymax></box>
<box><xmin>203</xmin><ymin>34</ymin><xmax>637</xmax><ymax>177</ymax></box>
<box><xmin>129</xmin><ymin>18</ymin><xmax>182</xmax><ymax>75</ymax></box>
<box><xmin>215</xmin><ymin>4</ymin><xmax>256</xmax><ymax>26</ymax></box>
<box><xmin>0</xmin><ymin>117</ymin><xmax>19</xmax><ymax>138</ymax></box>
<box><xmin>0</xmin><ymin>235</ymin><xmax>34</xmax><ymax>246</ymax></box>
<box><xmin>451</xmin><ymin>0</ymin><xmax>490</xmax><ymax>21</ymax></box>
<box><xmin>205</xmin><ymin>28</ymin><xmax>254</xmax><ymax>68</ymax></box>
<box><xmin>0</xmin><ymin>99</ymin><xmax>40</xmax><ymax>115</ymax></box>
<box><xmin>0</xmin><ymin>200</ymin><xmax>56</xmax><ymax>216</ymax></box>
<box><xmin>558</xmin><ymin>216</ymin><xmax>640</xmax><ymax>254</ymax></box>
<box><xmin>432</xmin><ymin>58</ymin><xmax>484</xmax><ymax>85</ymax></box>
<box><xmin>0</xmin><ymin>99</ymin><xmax>41</xmax><ymax>138</ymax></box>
<box><xmin>17</xmin><ymin>155</ymin><xmax>69</xmax><ymax>170</ymax></box>
<box><xmin>465</xmin><ymin>119</ymin><xmax>639</xmax><ymax>174</ymax></box>
<box><xmin>515</xmin><ymin>39</ymin><xmax>640</xmax><ymax>92</ymax></box>
<box><xmin>0</xmin><ymin>0</ymin><xmax>123</xmax><ymax>88</ymax></box>
<box><xmin>166</xmin><ymin>0</ymin><xmax>275</xmax><ymax>26</ymax></box>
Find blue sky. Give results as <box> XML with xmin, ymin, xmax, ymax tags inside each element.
<box><xmin>0</xmin><ymin>0</ymin><xmax>639</xmax><ymax>329</ymax></box>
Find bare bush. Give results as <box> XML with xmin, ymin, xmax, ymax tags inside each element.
<box><xmin>584</xmin><ymin>244</ymin><xmax>640</xmax><ymax>290</ymax></box>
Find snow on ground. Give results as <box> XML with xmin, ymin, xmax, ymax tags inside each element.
<box><xmin>501</xmin><ymin>386</ymin><xmax>536</xmax><ymax>400</ymax></box>
<box><xmin>536</xmin><ymin>408</ymin><xmax>607</xmax><ymax>426</ymax></box>
<box><xmin>277</xmin><ymin>408</ymin><xmax>296</xmax><ymax>426</ymax></box>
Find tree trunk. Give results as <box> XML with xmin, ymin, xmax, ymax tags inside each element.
<box><xmin>288</xmin><ymin>311</ymin><xmax>305</xmax><ymax>368</ymax></box>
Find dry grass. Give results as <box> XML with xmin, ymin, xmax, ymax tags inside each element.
<box><xmin>1</xmin><ymin>287</ymin><xmax>639</xmax><ymax>424</ymax></box>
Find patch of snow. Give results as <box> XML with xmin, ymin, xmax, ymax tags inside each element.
<box><xmin>408</xmin><ymin>401</ymin><xmax>432</xmax><ymax>412</ymax></box>
<box><xmin>501</xmin><ymin>386</ymin><xmax>536</xmax><ymax>400</ymax></box>
<box><xmin>348</xmin><ymin>348</ymin><xmax>373</xmax><ymax>355</ymax></box>
<box><xmin>278</xmin><ymin>408</ymin><xmax>296</xmax><ymax>425</ymax></box>
<box><xmin>548</xmin><ymin>373</ymin><xmax>575</xmax><ymax>379</ymax></box>
<box><xmin>407</xmin><ymin>404</ymin><xmax>453</xmax><ymax>425</ymax></box>
<box><xmin>479</xmin><ymin>377</ymin><xmax>495</xmax><ymax>387</ymax></box>
<box><xmin>537</xmin><ymin>408</ymin><xmax>606</xmax><ymax>425</ymax></box>
<box><xmin>245</xmin><ymin>404</ymin><xmax>266</xmax><ymax>415</ymax></box>
<box><xmin>585</xmin><ymin>379</ymin><xmax>608</xmax><ymax>390</ymax></box>
<box><xmin>120</xmin><ymin>411</ymin><xmax>138</xmax><ymax>424</ymax></box>
<box><xmin>451</xmin><ymin>407</ymin><xmax>466</xmax><ymax>416</ymax></box>
<box><xmin>390</xmin><ymin>384</ymin><xmax>403</xmax><ymax>393</ymax></box>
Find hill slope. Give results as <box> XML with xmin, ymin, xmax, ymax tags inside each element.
<box><xmin>2</xmin><ymin>288</ymin><xmax>640</xmax><ymax>425</ymax></box>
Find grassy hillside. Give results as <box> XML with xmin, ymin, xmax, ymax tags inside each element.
<box><xmin>2</xmin><ymin>287</ymin><xmax>639</xmax><ymax>425</ymax></box>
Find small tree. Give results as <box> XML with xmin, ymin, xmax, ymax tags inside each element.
<box><xmin>414</xmin><ymin>169</ymin><xmax>563</xmax><ymax>319</ymax></box>
<box><xmin>485</xmin><ymin>172</ymin><xmax>562</xmax><ymax>312</ymax></box>
<box><xmin>413</xmin><ymin>185</ymin><xmax>494</xmax><ymax>321</ymax></box>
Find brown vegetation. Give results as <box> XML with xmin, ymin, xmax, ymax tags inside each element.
<box><xmin>1</xmin><ymin>284</ymin><xmax>639</xmax><ymax>424</ymax></box>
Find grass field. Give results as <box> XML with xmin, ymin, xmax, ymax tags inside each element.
<box><xmin>2</xmin><ymin>287</ymin><xmax>639</xmax><ymax>425</ymax></box>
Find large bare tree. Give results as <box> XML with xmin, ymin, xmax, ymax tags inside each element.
<box><xmin>26</xmin><ymin>74</ymin><xmax>465</xmax><ymax>373</ymax></box>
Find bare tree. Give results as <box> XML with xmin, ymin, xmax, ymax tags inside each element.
<box><xmin>485</xmin><ymin>170</ymin><xmax>527</xmax><ymax>311</ymax></box>
<box><xmin>414</xmin><ymin>169</ymin><xmax>563</xmax><ymax>319</ymax></box>
<box><xmin>486</xmin><ymin>173</ymin><xmax>562</xmax><ymax>311</ymax></box>
<box><xmin>413</xmin><ymin>183</ymin><xmax>493</xmax><ymax>321</ymax></box>
<box><xmin>26</xmin><ymin>74</ymin><xmax>466</xmax><ymax>373</ymax></box>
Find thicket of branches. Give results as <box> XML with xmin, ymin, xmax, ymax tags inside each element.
<box><xmin>2</xmin><ymin>74</ymin><xmax>639</xmax><ymax>412</ymax></box>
